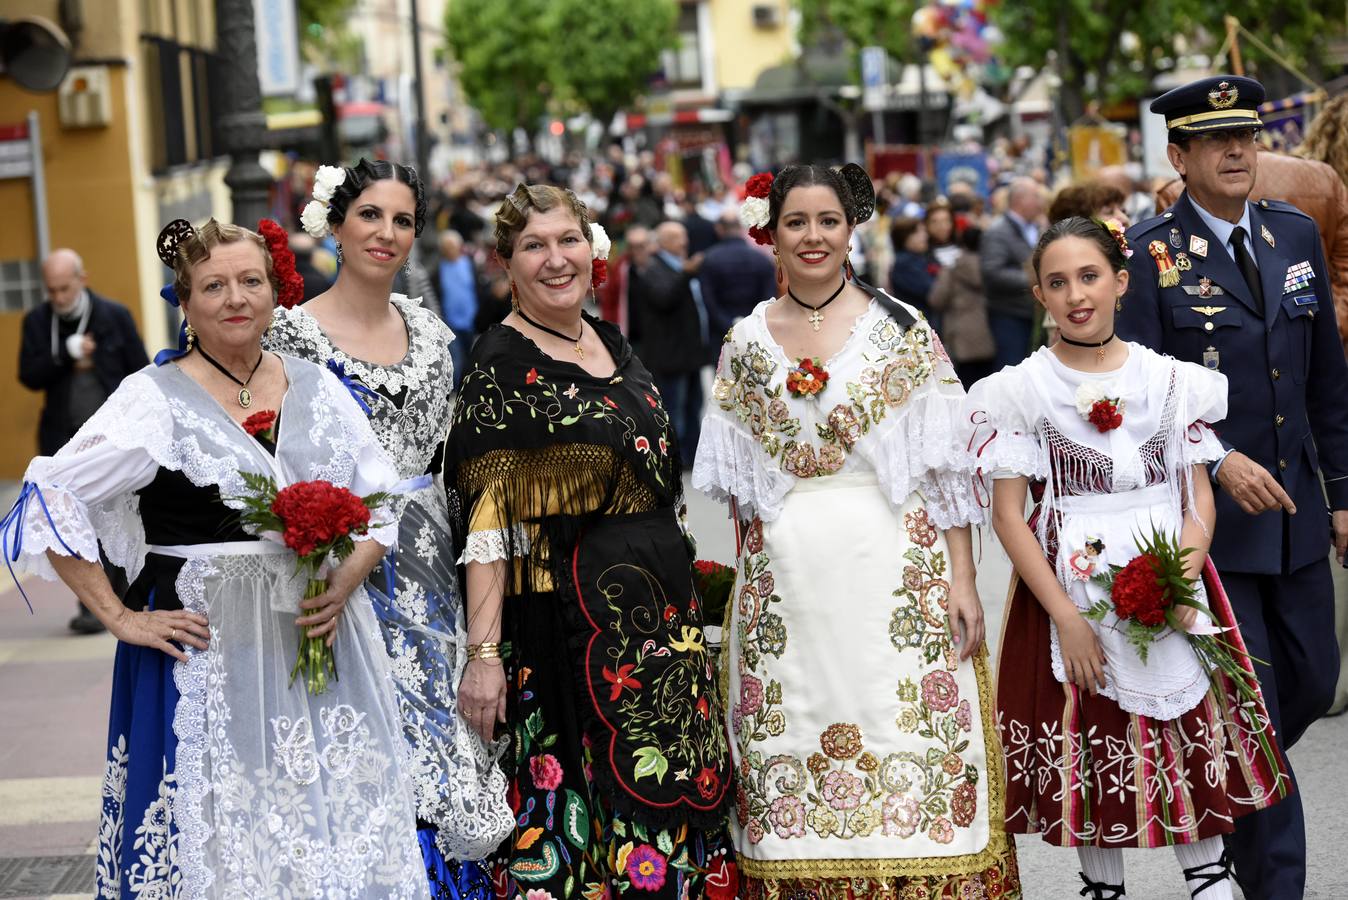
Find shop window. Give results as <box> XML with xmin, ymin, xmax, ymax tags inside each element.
<box><xmin>140</xmin><ymin>37</ymin><xmax>216</xmax><ymax>173</ymax></box>
<box><xmin>661</xmin><ymin>3</ymin><xmax>703</xmax><ymax>88</ymax></box>
<box><xmin>0</xmin><ymin>259</ymin><xmax>45</xmax><ymax>313</ymax></box>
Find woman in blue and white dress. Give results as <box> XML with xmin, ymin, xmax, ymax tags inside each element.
<box><xmin>269</xmin><ymin>158</ymin><xmax>512</xmax><ymax>898</ymax></box>
<box><xmin>2</xmin><ymin>219</ymin><xmax>429</xmax><ymax>897</ymax></box>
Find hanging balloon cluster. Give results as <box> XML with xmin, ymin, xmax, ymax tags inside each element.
<box><xmin>910</xmin><ymin>0</ymin><xmax>1006</xmax><ymax>97</ymax></box>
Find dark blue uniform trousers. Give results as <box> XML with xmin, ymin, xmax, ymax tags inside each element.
<box><xmin>1221</xmin><ymin>556</ymin><xmax>1339</xmax><ymax>900</ymax></box>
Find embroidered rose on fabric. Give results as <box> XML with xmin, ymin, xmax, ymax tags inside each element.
<box><xmin>1075</xmin><ymin>381</ymin><xmax>1125</xmax><ymax>433</ymax></box>
<box><xmin>625</xmin><ymin>844</ymin><xmax>667</xmax><ymax>891</ymax></box>
<box><xmin>529</xmin><ymin>754</ymin><xmax>563</xmax><ymax>791</ymax></box>
<box><xmin>820</xmin><ymin>723</ymin><xmax>863</xmax><ymax>760</ymax></box>
<box><xmin>921</xmin><ymin>670</ymin><xmax>959</xmax><ymax>713</ymax></box>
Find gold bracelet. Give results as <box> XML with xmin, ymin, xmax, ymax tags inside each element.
<box><xmin>467</xmin><ymin>641</ymin><xmax>501</xmax><ymax>661</ymax></box>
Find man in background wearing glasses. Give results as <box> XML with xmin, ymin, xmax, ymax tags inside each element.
<box><xmin>1120</xmin><ymin>75</ymin><xmax>1348</xmax><ymax>900</ymax></box>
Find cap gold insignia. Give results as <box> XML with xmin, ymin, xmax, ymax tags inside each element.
<box><xmin>1208</xmin><ymin>80</ymin><xmax>1238</xmax><ymax>110</ymax></box>
<box><xmin>1261</xmin><ymin>224</ymin><xmax>1275</xmax><ymax>248</ymax></box>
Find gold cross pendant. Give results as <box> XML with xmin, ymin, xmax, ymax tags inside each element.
<box><xmin>808</xmin><ymin>310</ymin><xmax>824</xmax><ymax>331</ymax></box>
<box><xmin>574</xmin><ymin>342</ymin><xmax>585</xmax><ymax>359</ymax></box>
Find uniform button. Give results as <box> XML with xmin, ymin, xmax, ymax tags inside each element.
<box><xmin>1271</xmin><ymin>368</ymin><xmax>1281</xmax><ymax>379</ymax></box>
<box><xmin>1278</xmin><ymin>459</ymin><xmax>1288</xmax><ymax>470</ymax></box>
<box><xmin>1204</xmin><ymin>321</ymin><xmax>1214</xmax><ymax>332</ymax></box>
<box><xmin>1276</xmin><ymin>414</ymin><xmax>1285</xmax><ymax>427</ymax></box>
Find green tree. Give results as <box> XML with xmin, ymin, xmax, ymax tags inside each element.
<box><xmin>542</xmin><ymin>0</ymin><xmax>678</xmax><ymax>125</ymax></box>
<box><xmin>796</xmin><ymin>0</ymin><xmax>923</xmax><ymax>67</ymax></box>
<box><xmin>298</xmin><ymin>0</ymin><xmax>363</xmax><ymax>71</ymax></box>
<box><xmin>444</xmin><ymin>0</ymin><xmax>555</xmax><ymax>132</ymax></box>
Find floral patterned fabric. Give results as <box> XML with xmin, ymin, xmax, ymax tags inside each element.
<box><xmin>695</xmin><ymin>296</ymin><xmax>1017</xmax><ymax>895</ymax></box>
<box><xmin>446</xmin><ymin>318</ymin><xmax>735</xmax><ymax>898</ymax></box>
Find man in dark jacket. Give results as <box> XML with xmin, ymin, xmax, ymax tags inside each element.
<box><xmin>633</xmin><ymin>221</ymin><xmax>707</xmax><ymax>465</ymax></box>
<box><xmin>699</xmin><ymin>210</ymin><xmax>776</xmax><ymax>339</ymax></box>
<box><xmin>980</xmin><ymin>177</ymin><xmax>1045</xmax><ymax>368</ymax></box>
<box><xmin>19</xmin><ymin>249</ymin><xmax>149</xmax><ymax>632</ymax></box>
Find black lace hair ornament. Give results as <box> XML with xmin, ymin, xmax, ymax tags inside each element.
<box><xmin>157</xmin><ymin>219</ymin><xmax>197</xmax><ymax>268</ymax></box>
<box><xmin>837</xmin><ymin>162</ymin><xmax>876</xmax><ymax>224</ymax></box>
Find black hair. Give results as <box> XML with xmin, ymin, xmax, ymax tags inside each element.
<box><xmin>958</xmin><ymin>224</ymin><xmax>982</xmax><ymax>253</ymax></box>
<box><xmin>766</xmin><ymin>163</ymin><xmax>873</xmax><ymax>231</ymax></box>
<box><xmin>326</xmin><ymin>158</ymin><xmax>428</xmax><ymax>236</ymax></box>
<box><xmin>1030</xmin><ymin>216</ymin><xmax>1128</xmax><ymax>281</ymax></box>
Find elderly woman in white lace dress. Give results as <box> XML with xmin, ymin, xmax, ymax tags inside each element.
<box><xmin>694</xmin><ymin>164</ymin><xmax>1020</xmax><ymax>899</ymax></box>
<box><xmin>0</xmin><ymin>219</ymin><xmax>430</xmax><ymax>898</ymax></box>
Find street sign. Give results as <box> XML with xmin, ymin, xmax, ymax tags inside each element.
<box><xmin>0</xmin><ymin>120</ymin><xmax>33</xmax><ymax>179</ymax></box>
<box><xmin>861</xmin><ymin>46</ymin><xmax>888</xmax><ymax>112</ymax></box>
<box><xmin>254</xmin><ymin>0</ymin><xmax>301</xmax><ymax>96</ymax></box>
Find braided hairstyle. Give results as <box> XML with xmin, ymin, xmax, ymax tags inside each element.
<box><xmin>325</xmin><ymin>158</ymin><xmax>428</xmax><ymax>237</ymax></box>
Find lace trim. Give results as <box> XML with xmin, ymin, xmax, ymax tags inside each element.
<box><xmin>170</xmin><ymin>556</ymin><xmax>215</xmax><ymax>899</ymax></box>
<box><xmin>457</xmin><ymin>525</ymin><xmax>531</xmax><ymax>565</ymax></box>
<box><xmin>692</xmin><ymin>414</ymin><xmax>795</xmax><ymax>522</ymax></box>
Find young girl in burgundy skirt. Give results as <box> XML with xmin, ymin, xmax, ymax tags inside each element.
<box><xmin>965</xmin><ymin>217</ymin><xmax>1290</xmax><ymax>899</ymax></box>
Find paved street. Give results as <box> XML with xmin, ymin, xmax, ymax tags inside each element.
<box><xmin>0</xmin><ymin>478</ymin><xmax>1342</xmax><ymax>898</ymax></box>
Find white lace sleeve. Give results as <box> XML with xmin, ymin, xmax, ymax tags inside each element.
<box><xmin>961</xmin><ymin>366</ymin><xmax>1046</xmax><ymax>481</ymax></box>
<box><xmin>869</xmin><ymin>331</ymin><xmax>985</xmax><ymax>529</ymax></box>
<box><xmin>1177</xmin><ymin>362</ymin><xmax>1229</xmax><ymax>466</ymax></box>
<box><xmin>692</xmin><ymin>339</ymin><xmax>794</xmax><ymax>522</ymax></box>
<box><xmin>9</xmin><ymin>372</ymin><xmax>168</xmax><ymax>583</ymax></box>
<box><xmin>457</xmin><ymin>525</ymin><xmax>530</xmax><ymax>565</ymax></box>
<box><xmin>319</xmin><ymin>368</ymin><xmax>402</xmax><ymax>548</ymax></box>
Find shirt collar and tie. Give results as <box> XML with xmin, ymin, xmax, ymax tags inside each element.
<box><xmin>1189</xmin><ymin>196</ymin><xmax>1263</xmax><ymax>312</ymax></box>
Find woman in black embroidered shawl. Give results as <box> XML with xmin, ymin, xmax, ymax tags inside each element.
<box><xmin>446</xmin><ymin>184</ymin><xmax>736</xmax><ymax>899</ymax></box>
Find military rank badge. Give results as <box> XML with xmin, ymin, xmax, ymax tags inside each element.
<box><xmin>1261</xmin><ymin>224</ymin><xmax>1275</xmax><ymax>248</ymax></box>
<box><xmin>1283</xmin><ymin>260</ymin><xmax>1314</xmax><ymax>294</ymax></box>
<box><xmin>1189</xmin><ymin>234</ymin><xmax>1208</xmax><ymax>258</ymax></box>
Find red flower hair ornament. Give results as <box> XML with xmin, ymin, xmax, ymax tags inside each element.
<box><xmin>257</xmin><ymin>218</ymin><xmax>306</xmax><ymax>309</ymax></box>
<box><xmin>739</xmin><ymin>172</ymin><xmax>774</xmax><ymax>246</ymax></box>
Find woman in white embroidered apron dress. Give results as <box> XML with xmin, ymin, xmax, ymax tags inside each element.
<box><xmin>0</xmin><ymin>220</ymin><xmax>430</xmax><ymax>898</ymax></box>
<box><xmin>694</xmin><ymin>164</ymin><xmax>1021</xmax><ymax>900</ymax></box>
<box><xmin>269</xmin><ymin>159</ymin><xmax>512</xmax><ymax>898</ymax></box>
<box><xmin>967</xmin><ymin>217</ymin><xmax>1289</xmax><ymax>900</ymax></box>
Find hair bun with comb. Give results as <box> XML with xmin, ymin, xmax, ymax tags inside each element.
<box><xmin>837</xmin><ymin>163</ymin><xmax>875</xmax><ymax>224</ymax></box>
<box><xmin>157</xmin><ymin>219</ymin><xmax>197</xmax><ymax>268</ymax></box>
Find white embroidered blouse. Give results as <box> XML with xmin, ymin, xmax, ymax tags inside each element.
<box><xmin>693</xmin><ymin>295</ymin><xmax>983</xmax><ymax>529</ymax></box>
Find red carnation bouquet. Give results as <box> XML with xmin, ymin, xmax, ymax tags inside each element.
<box><xmin>785</xmin><ymin>357</ymin><xmax>829</xmax><ymax>397</ymax></box>
<box><xmin>692</xmin><ymin>559</ymin><xmax>735</xmax><ymax>628</ymax></box>
<box><xmin>1087</xmin><ymin>526</ymin><xmax>1262</xmax><ymax>703</ymax></box>
<box><xmin>233</xmin><ymin>472</ymin><xmax>390</xmax><ymax>694</ymax></box>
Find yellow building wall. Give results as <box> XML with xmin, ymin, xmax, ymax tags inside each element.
<box><xmin>0</xmin><ymin>66</ymin><xmax>144</xmax><ymax>477</ymax></box>
<box><xmin>708</xmin><ymin>0</ymin><xmax>794</xmax><ymax>91</ymax></box>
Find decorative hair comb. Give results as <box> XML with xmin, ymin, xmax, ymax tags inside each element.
<box><xmin>156</xmin><ymin>219</ymin><xmax>197</xmax><ymax>268</ymax></box>
<box><xmin>837</xmin><ymin>163</ymin><xmax>876</xmax><ymax>224</ymax></box>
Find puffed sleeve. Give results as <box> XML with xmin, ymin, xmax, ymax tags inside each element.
<box><xmin>316</xmin><ymin>367</ymin><xmax>402</xmax><ymax>548</ymax></box>
<box><xmin>960</xmin><ymin>365</ymin><xmax>1047</xmax><ymax>481</ymax></box>
<box><xmin>867</xmin><ymin>325</ymin><xmax>984</xmax><ymax>530</ymax></box>
<box><xmin>1176</xmin><ymin>360</ymin><xmax>1229</xmax><ymax>467</ymax></box>
<box><xmin>5</xmin><ymin>372</ymin><xmax>167</xmax><ymax>584</ymax></box>
<box><xmin>692</xmin><ymin>328</ymin><xmax>794</xmax><ymax>522</ymax></box>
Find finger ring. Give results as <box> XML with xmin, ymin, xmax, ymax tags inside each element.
<box><xmin>170</xmin><ymin>628</ymin><xmax>177</xmax><ymax>641</ymax></box>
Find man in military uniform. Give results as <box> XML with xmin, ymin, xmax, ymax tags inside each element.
<box><xmin>1120</xmin><ymin>75</ymin><xmax>1348</xmax><ymax>899</ymax></box>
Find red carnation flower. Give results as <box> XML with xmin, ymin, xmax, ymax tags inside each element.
<box><xmin>1088</xmin><ymin>399</ymin><xmax>1123</xmax><ymax>432</ymax></box>
<box><xmin>748</xmin><ymin>225</ymin><xmax>773</xmax><ymax>247</ymax></box>
<box><xmin>241</xmin><ymin>409</ymin><xmax>277</xmax><ymax>438</ymax></box>
<box><xmin>257</xmin><ymin>218</ymin><xmax>305</xmax><ymax>309</ymax></box>
<box><xmin>591</xmin><ymin>258</ymin><xmax>608</xmax><ymax>289</ymax></box>
<box><xmin>270</xmin><ymin>480</ymin><xmax>370</xmax><ymax>558</ymax></box>
<box><xmin>744</xmin><ymin>172</ymin><xmax>774</xmax><ymax>199</ymax></box>
<box><xmin>1109</xmin><ymin>552</ymin><xmax>1170</xmax><ymax>626</ymax></box>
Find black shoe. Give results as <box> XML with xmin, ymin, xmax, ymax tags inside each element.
<box><xmin>1079</xmin><ymin>872</ymin><xmax>1125</xmax><ymax>899</ymax></box>
<box><xmin>69</xmin><ymin>609</ymin><xmax>105</xmax><ymax>634</ymax></box>
<box><xmin>1181</xmin><ymin>850</ymin><xmax>1232</xmax><ymax>897</ymax></box>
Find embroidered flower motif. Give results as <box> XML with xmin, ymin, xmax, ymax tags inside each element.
<box><xmin>1075</xmin><ymin>380</ymin><xmax>1125</xmax><ymax>432</ymax></box>
<box><xmin>658</xmin><ymin>436</ymin><xmax>668</xmax><ymax>456</ymax></box>
<box><xmin>856</xmin><ymin>751</ymin><xmax>880</xmax><ymax>773</ymax></box>
<box><xmin>955</xmin><ymin>699</ymin><xmax>972</xmax><ymax>732</ymax></box>
<box><xmin>525</xmin><ymin>890</ymin><xmax>556</xmax><ymax>900</ymax></box>
<box><xmin>563</xmin><ymin>383</ymin><xmax>579</xmax><ymax>399</ymax></box>
<box><xmin>904</xmin><ymin>508</ymin><xmax>938</xmax><ymax>548</ymax></box>
<box><xmin>882</xmin><ymin>794</ymin><xmax>921</xmax><ymax>837</ymax></box>
<box><xmin>819</xmin><ymin>723</ymin><xmax>863</xmax><ymax>760</ymax></box>
<box><xmin>785</xmin><ymin>358</ymin><xmax>829</xmax><ymax>397</ymax></box>
<box><xmin>694</xmin><ymin>767</ymin><xmax>720</xmax><ymax>800</ymax></box>
<box><xmin>735</xmin><ymin>783</ymin><xmax>750</xmax><ymax>826</ymax></box>
<box><xmin>529</xmin><ymin>754</ymin><xmax>563</xmax><ymax>791</ymax></box>
<box><xmin>625</xmin><ymin>844</ymin><xmax>667</xmax><ymax>891</ymax></box>
<box><xmin>942</xmin><ymin>752</ymin><xmax>965</xmax><ymax>776</ymax></box>
<box><xmin>820</xmin><ymin>770</ymin><xmax>865</xmax><ymax>810</ymax></box>
<box><xmin>704</xmin><ymin>854</ymin><xmax>738</xmax><ymax>900</ymax></box>
<box><xmin>929</xmin><ymin>816</ymin><xmax>956</xmax><ymax>844</ymax></box>
<box><xmin>739</xmin><ymin>674</ymin><xmax>765</xmax><ymax>715</ymax></box>
<box><xmin>746</xmin><ymin>818</ymin><xmax>766</xmax><ymax>844</ymax></box>
<box><xmin>769</xmin><ymin>795</ymin><xmax>807</xmax><ymax>838</ymax></box>
<box><xmin>602</xmin><ymin>663</ymin><xmax>643</xmax><ymax>701</ymax></box>
<box><xmin>880</xmin><ymin>361</ymin><xmax>914</xmax><ymax>406</ymax></box>
<box><xmin>782</xmin><ymin>442</ymin><xmax>818</xmax><ymax>478</ymax></box>
<box><xmin>806</xmin><ymin>806</ymin><xmax>841</xmax><ymax>838</ymax></box>
<box><xmin>526</xmin><ymin>367</ymin><xmax>539</xmax><ymax>385</ymax></box>
<box><xmin>951</xmin><ymin>781</ymin><xmax>978</xmax><ymax>827</ymax></box>
<box><xmin>826</xmin><ymin>404</ymin><xmax>862</xmax><ymax>449</ymax></box>
<box><xmin>817</xmin><ymin>444</ymin><xmax>845</xmax><ymax>474</ymax></box>
<box><xmin>921</xmin><ymin>670</ymin><xmax>959</xmax><ymax>713</ymax></box>
<box><xmin>745</xmin><ymin>518</ymin><xmax>764</xmax><ymax>554</ymax></box>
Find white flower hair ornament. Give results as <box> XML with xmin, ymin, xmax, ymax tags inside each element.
<box><xmin>739</xmin><ymin>171</ymin><xmax>775</xmax><ymax>245</ymax></box>
<box><xmin>590</xmin><ymin>222</ymin><xmax>611</xmax><ymax>288</ymax></box>
<box><xmin>300</xmin><ymin>164</ymin><xmax>347</xmax><ymax>239</ymax></box>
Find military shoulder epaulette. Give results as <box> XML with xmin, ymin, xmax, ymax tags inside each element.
<box><xmin>1253</xmin><ymin>197</ymin><xmax>1313</xmax><ymax>222</ymax></box>
<box><xmin>1126</xmin><ymin>212</ymin><xmax>1172</xmax><ymax>240</ymax></box>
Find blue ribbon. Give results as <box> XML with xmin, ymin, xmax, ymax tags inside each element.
<box><xmin>153</xmin><ymin>319</ymin><xmax>191</xmax><ymax>367</ymax></box>
<box><xmin>1</xmin><ymin>482</ymin><xmax>87</xmax><ymax>612</ymax></box>
<box><xmin>327</xmin><ymin>359</ymin><xmax>380</xmax><ymax>415</ymax></box>
<box><xmin>160</xmin><ymin>283</ymin><xmax>180</xmax><ymax>308</ymax></box>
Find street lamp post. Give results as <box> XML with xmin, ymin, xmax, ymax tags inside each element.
<box><xmin>214</xmin><ymin>0</ymin><xmax>272</xmax><ymax>226</ymax></box>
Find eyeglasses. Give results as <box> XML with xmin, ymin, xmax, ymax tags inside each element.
<box><xmin>1195</xmin><ymin>128</ymin><xmax>1262</xmax><ymax>148</ymax></box>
